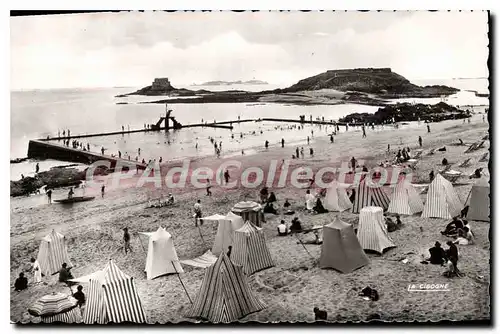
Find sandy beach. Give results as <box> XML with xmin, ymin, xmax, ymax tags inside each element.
<box><xmin>10</xmin><ymin>112</ymin><xmax>490</xmax><ymax>323</ymax></box>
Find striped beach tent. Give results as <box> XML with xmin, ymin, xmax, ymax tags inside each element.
<box><xmin>421</xmin><ymin>174</ymin><xmax>462</xmax><ymax>219</ymax></box>
<box><xmin>352</xmin><ymin>178</ymin><xmax>390</xmax><ymax>214</ymax></box>
<box><xmin>29</xmin><ymin>292</ymin><xmax>82</xmax><ymax>324</ymax></box>
<box><xmin>140</xmin><ymin>227</ymin><xmax>183</xmax><ymax>280</ymax></box>
<box><xmin>231</xmin><ymin>221</ymin><xmax>274</xmax><ymax>275</ymax></box>
<box><xmin>211</xmin><ymin>212</ymin><xmax>244</xmax><ymax>255</ymax></box>
<box><xmin>323</xmin><ymin>181</ymin><xmax>353</xmax><ymax>212</ymax></box>
<box><xmin>357</xmin><ymin>206</ymin><xmax>396</xmax><ymax>254</ymax></box>
<box><xmin>387</xmin><ymin>179</ymin><xmax>424</xmax><ymax>215</ymax></box>
<box><xmin>37</xmin><ymin>230</ymin><xmax>73</xmax><ymax>276</ymax></box>
<box><xmin>71</xmin><ymin>260</ymin><xmax>146</xmax><ymax>324</ymax></box>
<box><xmin>231</xmin><ymin>201</ymin><xmax>265</xmax><ymax>227</ymax></box>
<box><xmin>320</xmin><ymin>217</ymin><xmax>369</xmax><ymax>273</ymax></box>
<box><xmin>467</xmin><ymin>177</ymin><xmax>490</xmax><ymax>222</ymax></box>
<box><xmin>185</xmin><ymin>253</ymin><xmax>266</xmax><ymax>323</ymax></box>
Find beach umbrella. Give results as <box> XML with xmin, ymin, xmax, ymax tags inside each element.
<box><xmin>28</xmin><ymin>292</ymin><xmax>82</xmax><ymax>323</ymax></box>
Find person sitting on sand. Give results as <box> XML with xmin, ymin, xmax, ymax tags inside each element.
<box><xmin>437</xmin><ymin>146</ymin><xmax>447</xmax><ymax>152</ymax></box>
<box><xmin>166</xmin><ymin>193</ymin><xmax>174</xmax><ymax>205</ymax></box>
<box><xmin>59</xmin><ymin>263</ymin><xmax>73</xmax><ymax>283</ymax></box>
<box><xmin>73</xmin><ymin>285</ymin><xmax>86</xmax><ymax>307</ymax></box>
<box><xmin>290</xmin><ymin>217</ymin><xmax>303</xmax><ymax>233</ymax></box>
<box><xmin>260</xmin><ymin>187</ymin><xmax>269</xmax><ymax>203</ymax></box>
<box><xmin>264</xmin><ymin>202</ymin><xmax>278</xmax><ymax>215</ymax></box>
<box><xmin>313</xmin><ymin>198</ymin><xmax>328</xmax><ymax>214</ymax></box>
<box><xmin>469</xmin><ymin>168</ymin><xmax>483</xmax><ymax>179</ymax></box>
<box><xmin>395</xmin><ymin>215</ymin><xmax>402</xmax><ymax>228</ymax></box>
<box><xmin>305</xmin><ymin>190</ymin><xmax>315</xmax><ymax>211</ymax></box>
<box><xmin>284</xmin><ymin>199</ymin><xmax>291</xmax><ymax>209</ymax></box>
<box><xmin>226</xmin><ymin>246</ymin><xmax>232</xmax><ymax>258</ymax></box>
<box><xmin>442</xmin><ymin>158</ymin><xmax>448</xmax><ymax>166</ymax></box>
<box><xmin>277</xmin><ymin>220</ymin><xmax>288</xmax><ymax>236</ymax></box>
<box><xmin>14</xmin><ymin>273</ymin><xmax>28</xmax><ymax>292</ymax></box>
<box><xmin>441</xmin><ymin>216</ymin><xmax>464</xmax><ymax>236</ymax></box>
<box><xmin>268</xmin><ymin>192</ymin><xmax>277</xmax><ymax>203</ymax></box>
<box><xmin>460</xmin><ymin>206</ymin><xmax>469</xmax><ymax>219</ymax></box>
<box><xmin>68</xmin><ymin>187</ymin><xmax>74</xmax><ymax>199</ymax></box>
<box><xmin>429</xmin><ymin>170</ymin><xmax>435</xmax><ymax>183</ymax></box>
<box><xmin>386</xmin><ymin>216</ymin><xmax>398</xmax><ymax>232</ymax></box>
<box><xmin>313</xmin><ymin>307</ymin><xmax>328</xmax><ymax>321</ymax></box>
<box><xmin>459</xmin><ymin>139</ymin><xmax>464</xmax><ymax>145</ymax></box>
<box><xmin>454</xmin><ymin>227</ymin><xmax>474</xmax><ymax>245</ymax></box>
<box><xmin>428</xmin><ymin>241</ymin><xmax>446</xmax><ymax>265</ymax></box>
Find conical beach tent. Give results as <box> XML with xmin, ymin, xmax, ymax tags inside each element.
<box><xmin>232</xmin><ymin>221</ymin><xmax>274</xmax><ymax>275</ymax></box>
<box><xmin>185</xmin><ymin>253</ymin><xmax>266</xmax><ymax>323</ymax></box>
<box><xmin>421</xmin><ymin>173</ymin><xmax>462</xmax><ymax>219</ymax></box>
<box><xmin>387</xmin><ymin>179</ymin><xmax>424</xmax><ymax>215</ymax></box>
<box><xmin>324</xmin><ymin>181</ymin><xmax>353</xmax><ymax>212</ymax></box>
<box><xmin>352</xmin><ymin>178</ymin><xmax>390</xmax><ymax>214</ymax></box>
<box><xmin>37</xmin><ymin>230</ymin><xmax>73</xmax><ymax>276</ymax></box>
<box><xmin>231</xmin><ymin>201</ymin><xmax>265</xmax><ymax>227</ymax></box>
<box><xmin>467</xmin><ymin>177</ymin><xmax>490</xmax><ymax>221</ymax></box>
<box><xmin>211</xmin><ymin>212</ymin><xmax>244</xmax><ymax>255</ymax></box>
<box><xmin>320</xmin><ymin>217</ymin><xmax>369</xmax><ymax>273</ymax></box>
<box><xmin>70</xmin><ymin>260</ymin><xmax>146</xmax><ymax>324</ymax></box>
<box><xmin>357</xmin><ymin>206</ymin><xmax>396</xmax><ymax>254</ymax></box>
<box><xmin>140</xmin><ymin>227</ymin><xmax>183</xmax><ymax>280</ymax></box>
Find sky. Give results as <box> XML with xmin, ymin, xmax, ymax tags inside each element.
<box><xmin>10</xmin><ymin>11</ymin><xmax>489</xmax><ymax>90</ymax></box>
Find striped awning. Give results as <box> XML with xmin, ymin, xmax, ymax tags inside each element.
<box><xmin>29</xmin><ymin>293</ymin><xmax>78</xmax><ymax>317</ymax></box>
<box><xmin>231</xmin><ymin>201</ymin><xmax>261</xmax><ymax>213</ymax></box>
<box><xmin>180</xmin><ymin>250</ymin><xmax>218</xmax><ymax>268</ymax></box>
<box><xmin>41</xmin><ymin>306</ymin><xmax>83</xmax><ymax>324</ymax></box>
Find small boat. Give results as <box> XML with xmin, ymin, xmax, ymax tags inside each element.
<box><xmin>53</xmin><ymin>196</ymin><xmax>95</xmax><ymax>204</ymax></box>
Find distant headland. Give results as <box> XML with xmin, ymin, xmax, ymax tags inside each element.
<box><xmin>115</xmin><ymin>68</ymin><xmax>459</xmax><ymax>106</ymax></box>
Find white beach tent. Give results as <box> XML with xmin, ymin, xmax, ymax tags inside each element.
<box><xmin>357</xmin><ymin>206</ymin><xmax>396</xmax><ymax>254</ymax></box>
<box><xmin>69</xmin><ymin>260</ymin><xmax>146</xmax><ymax>324</ymax></box>
<box><xmin>421</xmin><ymin>173</ymin><xmax>462</xmax><ymax>219</ymax></box>
<box><xmin>387</xmin><ymin>179</ymin><xmax>424</xmax><ymax>215</ymax></box>
<box><xmin>139</xmin><ymin>227</ymin><xmax>183</xmax><ymax>280</ymax></box>
<box><xmin>201</xmin><ymin>212</ymin><xmax>244</xmax><ymax>255</ymax></box>
<box><xmin>467</xmin><ymin>177</ymin><xmax>490</xmax><ymax>222</ymax></box>
<box><xmin>37</xmin><ymin>229</ymin><xmax>73</xmax><ymax>276</ymax></box>
<box><xmin>323</xmin><ymin>181</ymin><xmax>353</xmax><ymax>212</ymax></box>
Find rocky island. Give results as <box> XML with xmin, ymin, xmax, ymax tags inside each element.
<box><xmin>117</xmin><ymin>68</ymin><xmax>460</xmax><ymax>106</ymax></box>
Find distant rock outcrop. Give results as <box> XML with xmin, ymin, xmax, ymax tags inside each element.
<box><xmin>339</xmin><ymin>102</ymin><xmax>471</xmax><ymax>125</ymax></box>
<box><xmin>193</xmin><ymin>80</ymin><xmax>269</xmax><ymax>86</ymax></box>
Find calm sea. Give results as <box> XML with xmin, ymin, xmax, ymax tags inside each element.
<box><xmin>10</xmin><ymin>79</ymin><xmax>489</xmax><ymax>180</ymax></box>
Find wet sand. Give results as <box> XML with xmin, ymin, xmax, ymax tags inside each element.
<box><xmin>10</xmin><ymin>113</ymin><xmax>490</xmax><ymax>323</ymax></box>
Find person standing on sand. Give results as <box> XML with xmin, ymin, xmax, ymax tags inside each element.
<box><xmin>300</xmin><ymin>147</ymin><xmax>305</xmax><ymax>158</ymax></box>
<box><xmin>265</xmin><ymin>140</ymin><xmax>269</xmax><ymax>149</ymax></box>
<box><xmin>194</xmin><ymin>200</ymin><xmax>202</xmax><ymax>226</ymax></box>
<box><xmin>296</xmin><ymin>147</ymin><xmax>300</xmax><ymax>158</ymax></box>
<box><xmin>46</xmin><ymin>189</ymin><xmax>52</xmax><ymax>203</ymax></box>
<box><xmin>224</xmin><ymin>170</ymin><xmax>230</xmax><ymax>184</ymax></box>
<box><xmin>123</xmin><ymin>228</ymin><xmax>132</xmax><ymax>254</ymax></box>
<box><xmin>281</xmin><ymin>138</ymin><xmax>285</xmax><ymax>148</ymax></box>
<box><xmin>101</xmin><ymin>185</ymin><xmax>105</xmax><ymax>198</ymax></box>
<box><xmin>101</xmin><ymin>147</ymin><xmax>105</xmax><ymax>155</ymax></box>
<box><xmin>30</xmin><ymin>257</ymin><xmax>42</xmax><ymax>284</ymax></box>
<box><xmin>330</xmin><ymin>134</ymin><xmax>334</xmax><ymax>143</ymax></box>
<box><xmin>35</xmin><ymin>163</ymin><xmax>39</xmax><ymax>174</ymax></box>
<box><xmin>307</xmin><ymin>136</ymin><xmax>310</xmax><ymax>145</ymax></box>
<box><xmin>427</xmin><ymin>124</ymin><xmax>431</xmax><ymax>133</ymax></box>
<box><xmin>387</xmin><ymin>144</ymin><xmax>390</xmax><ymax>153</ymax></box>
<box><xmin>206</xmin><ymin>178</ymin><xmax>212</xmax><ymax>196</ymax></box>
<box><xmin>362</xmin><ymin>126</ymin><xmax>367</xmax><ymax>138</ymax></box>
<box><xmin>418</xmin><ymin>136</ymin><xmax>423</xmax><ymax>147</ymax></box>
<box><xmin>310</xmin><ymin>148</ymin><xmax>314</xmax><ymax>156</ymax></box>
